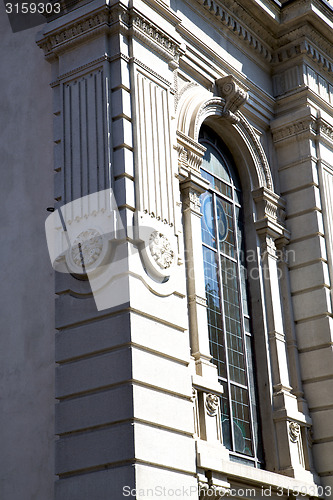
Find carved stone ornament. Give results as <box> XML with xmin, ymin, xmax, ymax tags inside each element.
<box><xmin>205</xmin><ymin>393</ymin><xmax>219</xmax><ymax>416</ymax></box>
<box><xmin>289</xmin><ymin>422</ymin><xmax>301</xmax><ymax>443</ymax></box>
<box><xmin>216</xmin><ymin>75</ymin><xmax>248</xmax><ymax>123</ymax></box>
<box><xmin>149</xmin><ymin>231</ymin><xmax>174</xmax><ymax>269</ymax></box>
<box><xmin>71</xmin><ymin>229</ymin><xmax>104</xmax><ymax>271</ymax></box>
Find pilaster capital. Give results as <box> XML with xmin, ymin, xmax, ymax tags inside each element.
<box><xmin>176</xmin><ymin>131</ymin><xmax>206</xmax><ymax>178</ymax></box>
<box><xmin>180</xmin><ymin>172</ymin><xmax>210</xmax><ymax>215</ymax></box>
<box><xmin>252</xmin><ymin>187</ymin><xmax>290</xmax><ymax>244</ymax></box>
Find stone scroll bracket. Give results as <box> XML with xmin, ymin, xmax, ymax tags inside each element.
<box><xmin>215</xmin><ymin>75</ymin><xmax>249</xmax><ymax>124</ymax></box>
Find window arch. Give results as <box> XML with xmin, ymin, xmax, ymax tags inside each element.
<box><xmin>199</xmin><ymin>124</ymin><xmax>264</xmax><ymax>468</ymax></box>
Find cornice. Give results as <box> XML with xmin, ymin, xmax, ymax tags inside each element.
<box><xmin>195</xmin><ymin>0</ymin><xmax>273</xmax><ymax>63</ymax></box>
<box><xmin>129</xmin><ymin>10</ymin><xmax>184</xmax><ymax>67</ymax></box>
<box><xmin>318</xmin><ymin>118</ymin><xmax>333</xmax><ymax>145</ymax></box>
<box><xmin>36</xmin><ymin>5</ymin><xmax>118</xmax><ymax>57</ymax></box>
<box><xmin>273</xmin><ymin>31</ymin><xmax>333</xmax><ymax>74</ymax></box>
<box><xmin>37</xmin><ymin>3</ymin><xmax>184</xmax><ymax>69</ymax></box>
<box><xmin>192</xmin><ymin>0</ymin><xmax>333</xmax><ymax>78</ymax></box>
<box><xmin>271</xmin><ymin>115</ymin><xmax>317</xmax><ymax>144</ymax></box>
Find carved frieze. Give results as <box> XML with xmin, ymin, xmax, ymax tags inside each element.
<box><xmin>272</xmin><ymin>119</ymin><xmax>316</xmax><ymax>143</ymax></box>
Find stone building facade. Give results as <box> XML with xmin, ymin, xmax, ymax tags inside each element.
<box><xmin>1</xmin><ymin>0</ymin><xmax>333</xmax><ymax>498</ymax></box>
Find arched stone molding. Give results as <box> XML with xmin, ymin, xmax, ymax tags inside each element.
<box><xmin>175</xmin><ymin>79</ymin><xmax>273</xmax><ymax>191</ymax></box>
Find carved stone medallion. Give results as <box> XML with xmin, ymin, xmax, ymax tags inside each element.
<box><xmin>149</xmin><ymin>231</ymin><xmax>174</xmax><ymax>269</ymax></box>
<box><xmin>71</xmin><ymin>229</ymin><xmax>103</xmax><ymax>270</ymax></box>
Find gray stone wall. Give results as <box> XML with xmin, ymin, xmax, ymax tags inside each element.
<box><xmin>0</xmin><ymin>7</ymin><xmax>54</xmax><ymax>500</ymax></box>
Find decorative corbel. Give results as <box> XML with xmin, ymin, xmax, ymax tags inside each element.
<box><xmin>215</xmin><ymin>75</ymin><xmax>248</xmax><ymax>124</ymax></box>
<box><xmin>252</xmin><ymin>186</ymin><xmax>290</xmax><ymax>245</ymax></box>
<box><xmin>176</xmin><ymin>131</ymin><xmax>207</xmax><ymax>180</ymax></box>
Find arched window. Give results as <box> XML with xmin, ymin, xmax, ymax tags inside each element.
<box><xmin>199</xmin><ymin>124</ymin><xmax>264</xmax><ymax>468</ymax></box>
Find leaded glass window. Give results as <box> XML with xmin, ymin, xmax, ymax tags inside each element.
<box><xmin>199</xmin><ymin>125</ymin><xmax>264</xmax><ymax>468</ymax></box>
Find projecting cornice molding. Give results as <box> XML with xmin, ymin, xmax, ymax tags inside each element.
<box><xmin>271</xmin><ymin>117</ymin><xmax>317</xmax><ymax>144</ymax></box>
<box><xmin>36</xmin><ymin>6</ymin><xmax>116</xmax><ymax>58</ymax></box>
<box><xmin>37</xmin><ymin>5</ymin><xmax>183</xmax><ymax>67</ymax></box>
<box><xmin>318</xmin><ymin>118</ymin><xmax>333</xmax><ymax>145</ymax></box>
<box><xmin>196</xmin><ymin>0</ymin><xmax>273</xmax><ymax>63</ymax></box>
<box><xmin>130</xmin><ymin>11</ymin><xmax>184</xmax><ymax>67</ymax></box>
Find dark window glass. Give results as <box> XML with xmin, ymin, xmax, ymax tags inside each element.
<box><xmin>199</xmin><ymin>125</ymin><xmax>263</xmax><ymax>468</ymax></box>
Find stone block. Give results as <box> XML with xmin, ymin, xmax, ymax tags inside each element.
<box><xmin>130</xmin><ymin>313</ymin><xmax>190</xmax><ymax>362</ymax></box>
<box><xmin>56</xmin><ymin>312</ymin><xmax>131</xmax><ymax>362</ymax></box>
<box><xmin>288</xmin><ymin>236</ymin><xmax>327</xmax><ymax>268</ymax></box>
<box><xmin>110</xmin><ymin>54</ymin><xmax>130</xmax><ymax>90</ymax></box>
<box><xmin>312</xmin><ymin>441</ymin><xmax>333</xmax><ymax>473</ymax></box>
<box><xmin>311</xmin><ymin>408</ymin><xmax>333</xmax><ymax>441</ymax></box>
<box><xmin>56</xmin><ymin>385</ymin><xmax>133</xmax><ymax>434</ymax></box>
<box><xmin>55</xmin><ymin>293</ymin><xmax>129</xmax><ymax>329</ymax></box>
<box><xmin>133</xmin><ymin>384</ymin><xmax>194</xmax><ymax>434</ymax></box>
<box><xmin>299</xmin><ymin>345</ymin><xmax>333</xmax><ymax>382</ymax></box>
<box><xmin>55</xmin><ymin>466</ymin><xmax>135</xmax><ymax>500</ymax></box>
<box><xmin>56</xmin><ymin>423</ymin><xmax>134</xmax><ymax>475</ymax></box>
<box><xmin>113</xmin><ymin>147</ymin><xmax>134</xmax><ymax>178</ymax></box>
<box><xmin>290</xmin><ymin>261</ymin><xmax>330</xmax><ymax>293</ymax></box>
<box><xmin>134</xmin><ymin>422</ymin><xmax>196</xmax><ymax>473</ymax></box>
<box><xmin>292</xmin><ymin>287</ymin><xmax>331</xmax><ymax>321</ymax></box>
<box><xmin>295</xmin><ymin>316</ymin><xmax>333</xmax><ymax>350</ymax></box>
<box><xmin>284</xmin><ymin>185</ymin><xmax>322</xmax><ymax>217</ymax></box>
<box><xmin>111</xmin><ymin>88</ymin><xmax>131</xmax><ymax>120</ymax></box>
<box><xmin>287</xmin><ymin>210</ymin><xmax>324</xmax><ymax>241</ymax></box>
<box><xmin>114</xmin><ymin>176</ymin><xmax>135</xmax><ymax>209</ymax></box>
<box><xmin>279</xmin><ymin>160</ymin><xmax>318</xmax><ymax>194</ymax></box>
<box><xmin>135</xmin><ymin>463</ymin><xmax>198</xmax><ymax>499</ymax></box>
<box><xmin>56</xmin><ymin>347</ymin><xmax>132</xmax><ymax>398</ymax></box>
<box><xmin>304</xmin><ymin>379</ymin><xmax>333</xmax><ymax>410</ymax></box>
<box><xmin>132</xmin><ymin>346</ymin><xmax>192</xmax><ymax>396</ymax></box>
<box><xmin>112</xmin><ymin>118</ymin><xmax>133</xmax><ymax>149</ymax></box>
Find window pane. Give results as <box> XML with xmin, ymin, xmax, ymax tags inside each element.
<box><xmin>201</xmin><ymin>169</ymin><xmax>232</xmax><ymax>199</ymax></box>
<box><xmin>219</xmin><ymin>200</ymin><xmax>235</xmax><ymax>258</ymax></box>
<box><xmin>220</xmin><ymin>381</ymin><xmax>232</xmax><ymax>450</ymax></box>
<box><xmin>200</xmin><ymin>192</ymin><xmax>216</xmax><ymax>249</ymax></box>
<box><xmin>221</xmin><ymin>256</ymin><xmax>246</xmax><ymax>386</ymax></box>
<box><xmin>202</xmin><ymin>143</ymin><xmax>231</xmax><ymax>184</ymax></box>
<box><xmin>245</xmin><ymin>336</ymin><xmax>264</xmax><ymax>463</ymax></box>
<box><xmin>202</xmin><ymin>247</ymin><xmax>226</xmax><ymax>378</ymax></box>
<box><xmin>230</xmin><ymin>385</ymin><xmax>253</xmax><ymax>456</ymax></box>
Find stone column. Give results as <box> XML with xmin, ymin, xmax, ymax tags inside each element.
<box><xmin>178</xmin><ymin>133</ymin><xmax>229</xmax><ymax>479</ymax></box>
<box><xmin>253</xmin><ymin>185</ymin><xmax>319</xmax><ymax>483</ymax></box>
